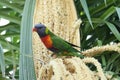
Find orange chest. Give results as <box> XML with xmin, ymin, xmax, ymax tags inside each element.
<box><xmin>41</xmin><ymin>35</ymin><xmax>53</xmax><ymax>48</ymax></box>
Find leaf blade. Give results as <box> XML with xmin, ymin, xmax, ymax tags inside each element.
<box><xmin>116</xmin><ymin>7</ymin><xmax>120</xmax><ymax>20</ymax></box>
<box><xmin>19</xmin><ymin>0</ymin><xmax>36</xmax><ymax>80</ymax></box>
<box><xmin>105</xmin><ymin>22</ymin><xmax>120</xmax><ymax>41</ymax></box>
<box><xmin>80</xmin><ymin>0</ymin><xmax>93</xmax><ymax>29</ymax></box>
<box><xmin>0</xmin><ymin>44</ymin><xmax>5</xmax><ymax>77</ymax></box>
<box><xmin>0</xmin><ymin>0</ymin><xmax>23</xmax><ymax>13</ymax></box>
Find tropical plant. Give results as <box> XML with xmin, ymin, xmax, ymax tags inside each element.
<box><xmin>75</xmin><ymin>0</ymin><xmax>120</xmax><ymax>79</ymax></box>
<box><xmin>0</xmin><ymin>0</ymin><xmax>24</xmax><ymax>79</ymax></box>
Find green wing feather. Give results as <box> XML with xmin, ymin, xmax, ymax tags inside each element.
<box><xmin>52</xmin><ymin>35</ymin><xmax>78</xmax><ymax>52</ymax></box>
<box><xmin>48</xmin><ymin>30</ymin><xmax>84</xmax><ymax>58</ymax></box>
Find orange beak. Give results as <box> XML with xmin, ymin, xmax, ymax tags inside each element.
<box><xmin>32</xmin><ymin>28</ymin><xmax>37</xmax><ymax>32</ymax></box>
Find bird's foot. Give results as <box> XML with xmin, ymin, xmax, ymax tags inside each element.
<box><xmin>51</xmin><ymin>53</ymin><xmax>57</xmax><ymax>59</ymax></box>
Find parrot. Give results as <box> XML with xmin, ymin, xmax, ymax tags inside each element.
<box><xmin>33</xmin><ymin>23</ymin><xmax>84</xmax><ymax>58</ymax></box>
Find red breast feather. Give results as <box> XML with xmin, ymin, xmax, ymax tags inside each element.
<box><xmin>41</xmin><ymin>35</ymin><xmax>53</xmax><ymax>48</ymax></box>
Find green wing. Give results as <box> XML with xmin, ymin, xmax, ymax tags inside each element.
<box><xmin>50</xmin><ymin>32</ymin><xmax>79</xmax><ymax>53</ymax></box>
<box><xmin>47</xmin><ymin>29</ymin><xmax>84</xmax><ymax>58</ymax></box>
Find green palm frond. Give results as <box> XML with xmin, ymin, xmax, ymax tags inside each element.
<box><xmin>19</xmin><ymin>0</ymin><xmax>36</xmax><ymax>80</ymax></box>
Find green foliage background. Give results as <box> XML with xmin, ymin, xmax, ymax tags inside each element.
<box><xmin>0</xmin><ymin>0</ymin><xmax>120</xmax><ymax>79</ymax></box>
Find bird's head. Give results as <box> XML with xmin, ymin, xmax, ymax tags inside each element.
<box><xmin>33</xmin><ymin>23</ymin><xmax>48</xmax><ymax>37</ymax></box>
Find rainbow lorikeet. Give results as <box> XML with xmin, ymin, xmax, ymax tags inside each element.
<box><xmin>33</xmin><ymin>23</ymin><xmax>84</xmax><ymax>58</ymax></box>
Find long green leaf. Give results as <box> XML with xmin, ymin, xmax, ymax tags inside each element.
<box><xmin>0</xmin><ymin>38</ymin><xmax>19</xmax><ymax>50</ymax></box>
<box><xmin>0</xmin><ymin>0</ymin><xmax>23</xmax><ymax>13</ymax></box>
<box><xmin>100</xmin><ymin>6</ymin><xmax>115</xmax><ymax>20</ymax></box>
<box><xmin>90</xmin><ymin>0</ymin><xmax>114</xmax><ymax>15</ymax></box>
<box><xmin>0</xmin><ymin>44</ymin><xmax>5</xmax><ymax>77</ymax></box>
<box><xmin>2</xmin><ymin>33</ymin><xmax>20</xmax><ymax>37</ymax></box>
<box><xmin>0</xmin><ymin>8</ymin><xmax>12</xmax><ymax>13</ymax></box>
<box><xmin>0</xmin><ymin>23</ymin><xmax>19</xmax><ymax>31</ymax></box>
<box><xmin>11</xmin><ymin>0</ymin><xmax>25</xmax><ymax>4</ymax></box>
<box><xmin>106</xmin><ymin>21</ymin><xmax>120</xmax><ymax>41</ymax></box>
<box><xmin>19</xmin><ymin>0</ymin><xmax>36</xmax><ymax>80</ymax></box>
<box><xmin>80</xmin><ymin>0</ymin><xmax>93</xmax><ymax>29</ymax></box>
<box><xmin>116</xmin><ymin>7</ymin><xmax>120</xmax><ymax>20</ymax></box>
<box><xmin>0</xmin><ymin>12</ymin><xmax>21</xmax><ymax>24</ymax></box>
<box><xmin>104</xmin><ymin>0</ymin><xmax>107</xmax><ymax>6</ymax></box>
